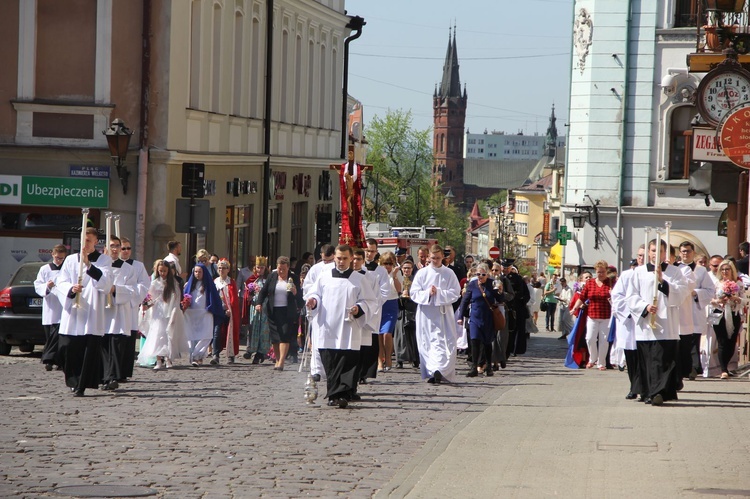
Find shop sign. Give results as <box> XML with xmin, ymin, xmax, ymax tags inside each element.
<box><xmin>718</xmin><ymin>103</ymin><xmax>750</xmax><ymax>169</ymax></box>
<box><xmin>692</xmin><ymin>127</ymin><xmax>727</xmax><ymax>162</ymax></box>
<box><xmin>0</xmin><ymin>175</ymin><xmax>109</xmax><ymax>208</ymax></box>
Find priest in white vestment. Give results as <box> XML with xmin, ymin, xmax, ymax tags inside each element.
<box><xmin>410</xmin><ymin>245</ymin><xmax>461</xmax><ymax>383</ymax></box>
<box><xmin>57</xmin><ymin>227</ymin><xmax>113</xmax><ymax>396</ymax></box>
<box><xmin>627</xmin><ymin>239</ymin><xmax>688</xmax><ymax>405</ymax></box>
<box><xmin>306</xmin><ymin>245</ymin><xmax>375</xmax><ymax>408</ymax></box>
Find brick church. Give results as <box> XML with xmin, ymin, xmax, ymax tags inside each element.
<box><xmin>432</xmin><ymin>28</ymin><xmax>499</xmax><ymax>211</ymax></box>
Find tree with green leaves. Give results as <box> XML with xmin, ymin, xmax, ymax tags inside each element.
<box><xmin>363</xmin><ymin>108</ymin><xmax>469</xmax><ymax>249</ymax></box>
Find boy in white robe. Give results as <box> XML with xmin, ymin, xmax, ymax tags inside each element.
<box><xmin>410</xmin><ymin>244</ymin><xmax>461</xmax><ymax>383</ymax></box>
<box><xmin>352</xmin><ymin>248</ymin><xmax>380</xmax><ymax>398</ymax></box>
<box><xmin>34</xmin><ymin>244</ymin><xmax>67</xmax><ymax>371</ymax></box>
<box><xmin>57</xmin><ymin>227</ymin><xmax>113</xmax><ymax>397</ymax></box>
<box><xmin>306</xmin><ymin>245</ymin><xmax>374</xmax><ymax>408</ymax></box>
<box><xmin>101</xmin><ymin>236</ymin><xmax>136</xmax><ymax>390</ymax></box>
<box><xmin>677</xmin><ymin>242</ymin><xmax>715</xmax><ymax>380</ymax></box>
<box><xmin>611</xmin><ymin>266</ymin><xmax>640</xmax><ymax>399</ymax></box>
<box><xmin>119</xmin><ymin>238</ymin><xmax>151</xmax><ymax>380</ymax></box>
<box><xmin>627</xmin><ymin>239</ymin><xmax>688</xmax><ymax>406</ymax></box>
<box><xmin>302</xmin><ymin>244</ymin><xmax>335</xmax><ymax>381</ymax></box>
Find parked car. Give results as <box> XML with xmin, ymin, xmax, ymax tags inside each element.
<box><xmin>0</xmin><ymin>262</ymin><xmax>46</xmax><ymax>355</ymax></box>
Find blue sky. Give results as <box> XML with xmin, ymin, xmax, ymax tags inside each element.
<box><xmin>346</xmin><ymin>0</ymin><xmax>574</xmax><ymax>139</ymax></box>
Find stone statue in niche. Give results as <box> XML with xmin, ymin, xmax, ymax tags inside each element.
<box><xmin>574</xmin><ymin>8</ymin><xmax>593</xmax><ymax>75</ymax></box>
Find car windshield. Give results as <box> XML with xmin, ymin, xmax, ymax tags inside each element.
<box><xmin>10</xmin><ymin>264</ymin><xmax>44</xmax><ymax>286</ymax></box>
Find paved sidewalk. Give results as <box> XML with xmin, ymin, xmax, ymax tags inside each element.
<box><xmin>2</xmin><ymin>330</ymin><xmax>748</xmax><ymax>498</ymax></box>
<box><xmin>379</xmin><ymin>335</ymin><xmax>750</xmax><ymax>499</ymax></box>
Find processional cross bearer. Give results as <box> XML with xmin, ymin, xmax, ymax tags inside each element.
<box><xmin>329</xmin><ymin>144</ymin><xmax>372</xmax><ymax>248</ymax></box>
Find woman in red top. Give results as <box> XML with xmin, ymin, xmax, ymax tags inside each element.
<box><xmin>572</xmin><ymin>261</ymin><xmax>612</xmax><ymax>370</ymax></box>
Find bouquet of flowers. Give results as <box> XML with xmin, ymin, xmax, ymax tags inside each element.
<box><xmin>181</xmin><ymin>293</ymin><xmax>192</xmax><ymax>310</ymax></box>
<box><xmin>141</xmin><ymin>293</ymin><xmax>153</xmax><ymax>308</ymax></box>
<box><xmin>718</xmin><ymin>280</ymin><xmax>740</xmax><ymax>299</ymax></box>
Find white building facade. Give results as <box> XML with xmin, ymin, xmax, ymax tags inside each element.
<box><xmin>464</xmin><ymin>130</ymin><xmax>566</xmax><ymax>160</ymax></box>
<box><xmin>564</xmin><ymin>1</ymin><xmax>727</xmax><ymax>270</ymax></box>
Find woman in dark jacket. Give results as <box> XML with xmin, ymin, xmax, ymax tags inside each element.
<box><xmin>458</xmin><ymin>263</ymin><xmax>505</xmax><ymax>377</ymax></box>
<box><xmin>256</xmin><ymin>256</ymin><xmax>304</xmax><ymax>371</ymax></box>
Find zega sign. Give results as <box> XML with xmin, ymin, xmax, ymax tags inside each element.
<box><xmin>0</xmin><ymin>175</ymin><xmax>109</xmax><ymax>208</ymax></box>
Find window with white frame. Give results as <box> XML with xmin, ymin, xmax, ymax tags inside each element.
<box><xmin>516</xmin><ymin>200</ymin><xmax>529</xmax><ymax>214</ymax></box>
<box><xmin>516</xmin><ymin>222</ymin><xmax>528</xmax><ymax>236</ymax></box>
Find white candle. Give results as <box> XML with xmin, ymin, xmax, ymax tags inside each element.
<box><xmin>653</xmin><ymin>231</ymin><xmax>661</xmax><ymax>297</ymax></box>
<box><xmin>664</xmin><ymin>221</ymin><xmax>671</xmax><ymax>262</ymax></box>
<box><xmin>644</xmin><ymin>227</ymin><xmax>651</xmax><ymax>259</ymax></box>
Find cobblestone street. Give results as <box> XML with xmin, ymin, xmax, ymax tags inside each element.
<box><xmin>0</xmin><ymin>334</ymin><xmax>555</xmax><ymax>498</ymax></box>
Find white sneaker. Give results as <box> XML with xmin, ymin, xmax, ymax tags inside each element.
<box><xmin>165</xmin><ymin>359</ymin><xmax>173</xmax><ymax>369</ymax></box>
<box><xmin>153</xmin><ymin>360</ymin><xmax>164</xmax><ymax>371</ymax></box>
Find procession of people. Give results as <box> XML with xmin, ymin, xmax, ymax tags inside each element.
<box><xmin>27</xmin><ymin>209</ymin><xmax>749</xmax><ymax>409</ymax></box>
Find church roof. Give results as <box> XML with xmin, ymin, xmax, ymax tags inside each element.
<box><xmin>439</xmin><ymin>28</ymin><xmax>462</xmax><ymax>99</ymax></box>
<box><xmin>462</xmin><ymin>158</ymin><xmax>538</xmax><ymax>190</ymax></box>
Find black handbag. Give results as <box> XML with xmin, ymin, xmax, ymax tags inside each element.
<box><xmin>540</xmin><ymin>301</ymin><xmax>548</xmax><ymax>312</ymax></box>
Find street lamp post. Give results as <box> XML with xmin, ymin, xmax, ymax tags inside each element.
<box><xmin>103</xmin><ymin>119</ymin><xmax>133</xmax><ymax>195</ymax></box>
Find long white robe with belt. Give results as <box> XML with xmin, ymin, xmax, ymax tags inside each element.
<box><xmin>410</xmin><ymin>264</ymin><xmax>461</xmax><ymax>381</ymax></box>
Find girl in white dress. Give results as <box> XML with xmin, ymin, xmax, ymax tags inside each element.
<box><xmin>138</xmin><ymin>260</ymin><xmax>189</xmax><ymax>370</ymax></box>
<box><xmin>183</xmin><ymin>263</ymin><xmax>224</xmax><ymax>366</ymax></box>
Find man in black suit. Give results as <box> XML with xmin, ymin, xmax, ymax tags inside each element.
<box><xmin>736</xmin><ymin>241</ymin><xmax>749</xmax><ymax>275</ymax></box>
<box><xmin>502</xmin><ymin>259</ymin><xmax>530</xmax><ymax>357</ymax></box>
<box><xmin>444</xmin><ymin>246</ymin><xmax>466</xmax><ymax>283</ymax></box>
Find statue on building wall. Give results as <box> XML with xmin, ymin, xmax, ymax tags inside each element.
<box><xmin>574</xmin><ymin>8</ymin><xmax>593</xmax><ymax>75</ymax></box>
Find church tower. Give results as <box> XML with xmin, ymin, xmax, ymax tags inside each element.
<box><xmin>433</xmin><ymin>27</ymin><xmax>467</xmax><ymax>205</ymax></box>
<box><xmin>545</xmin><ymin>104</ymin><xmax>558</xmax><ymax>158</ymax></box>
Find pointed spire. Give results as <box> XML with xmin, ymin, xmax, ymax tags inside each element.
<box><xmin>440</xmin><ymin>25</ymin><xmax>462</xmax><ymax>99</ymax></box>
<box><xmin>545</xmin><ymin>103</ymin><xmax>558</xmax><ymax>147</ymax></box>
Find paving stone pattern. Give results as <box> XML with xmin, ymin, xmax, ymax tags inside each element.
<box><xmin>0</xmin><ymin>338</ymin><xmax>563</xmax><ymax>498</ymax></box>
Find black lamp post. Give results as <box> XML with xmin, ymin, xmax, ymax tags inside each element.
<box><xmin>572</xmin><ymin>194</ymin><xmax>600</xmax><ymax>249</ymax></box>
<box><xmin>398</xmin><ymin>185</ymin><xmax>422</xmax><ymax>225</ymax></box>
<box><xmin>103</xmin><ymin>119</ymin><xmax>133</xmax><ymax>195</ymax></box>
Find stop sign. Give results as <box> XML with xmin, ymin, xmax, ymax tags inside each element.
<box><xmin>488</xmin><ymin>246</ymin><xmax>501</xmax><ymax>259</ymax></box>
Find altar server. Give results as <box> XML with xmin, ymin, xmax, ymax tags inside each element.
<box><xmin>409</xmin><ymin>244</ymin><xmax>461</xmax><ymax>384</ymax></box>
<box><xmin>34</xmin><ymin>244</ymin><xmax>67</xmax><ymax>371</ymax></box>
<box><xmin>57</xmin><ymin>227</ymin><xmax>113</xmax><ymax>396</ymax></box>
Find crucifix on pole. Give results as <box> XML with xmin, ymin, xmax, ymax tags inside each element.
<box><xmin>329</xmin><ymin>144</ymin><xmax>372</xmax><ymax>247</ymax></box>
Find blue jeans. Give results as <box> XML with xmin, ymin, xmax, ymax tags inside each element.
<box><xmin>212</xmin><ymin>316</ymin><xmax>228</xmax><ymax>356</ymax></box>
<box><xmin>545</xmin><ymin>302</ymin><xmax>557</xmax><ymax>330</ymax></box>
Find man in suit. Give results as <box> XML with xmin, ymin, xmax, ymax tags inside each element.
<box><xmin>735</xmin><ymin>241</ymin><xmax>749</xmax><ymax>275</ymax></box>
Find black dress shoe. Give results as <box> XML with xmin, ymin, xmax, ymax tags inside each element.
<box><xmin>412</xmin><ymin>362</ymin><xmax>420</xmax><ymax>369</ymax></box>
<box><xmin>466</xmin><ymin>369</ymin><xmax>478</xmax><ymax>378</ymax></box>
<box><xmin>349</xmin><ymin>393</ymin><xmax>361</xmax><ymax>401</ymax></box>
<box><xmin>485</xmin><ymin>367</ymin><xmax>494</xmax><ymax>377</ymax></box>
<box><xmin>618</xmin><ymin>366</ymin><xmax>625</xmax><ymax>372</ymax></box>
<box><xmin>327</xmin><ymin>399</ymin><xmax>337</xmax><ymax>406</ymax></box>
<box><xmin>500</xmin><ymin>360</ymin><xmax>507</xmax><ymax>369</ymax></box>
<box><xmin>44</xmin><ymin>363</ymin><xmax>53</xmax><ymax>371</ymax></box>
<box><xmin>243</xmin><ymin>351</ymin><xmax>253</xmax><ymax>360</ymax></box>
<box><xmin>434</xmin><ymin>370</ymin><xmax>443</xmax><ymax>384</ymax></box>
<box><xmin>396</xmin><ymin>362</ymin><xmax>403</xmax><ymax>369</ymax></box>
<box><xmin>359</xmin><ymin>377</ymin><xmax>367</xmax><ymax>384</ymax></box>
<box><xmin>644</xmin><ymin>398</ymin><xmax>652</xmax><ymax>405</ymax></box>
<box><xmin>427</xmin><ymin>377</ymin><xmax>436</xmax><ymax>384</ymax></box>
<box><xmin>312</xmin><ymin>374</ymin><xmax>321</xmax><ymax>382</ymax></box>
<box><xmin>337</xmin><ymin>398</ymin><xmax>348</xmax><ymax>409</ymax></box>
<box><xmin>625</xmin><ymin>392</ymin><xmax>637</xmax><ymax>400</ymax></box>
<box><xmin>73</xmin><ymin>389</ymin><xmax>85</xmax><ymax>397</ymax></box>
<box><xmin>651</xmin><ymin>394</ymin><xmax>664</xmax><ymax>406</ymax></box>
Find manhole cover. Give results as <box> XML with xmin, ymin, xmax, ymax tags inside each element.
<box><xmin>54</xmin><ymin>485</ymin><xmax>158</xmax><ymax>497</ymax></box>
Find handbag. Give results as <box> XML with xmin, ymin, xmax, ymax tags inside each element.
<box><xmin>709</xmin><ymin>309</ymin><xmax>724</xmax><ymax>326</ymax></box>
<box><xmin>480</xmin><ymin>283</ymin><xmax>506</xmax><ymax>331</ymax></box>
<box><xmin>540</xmin><ymin>300</ymin><xmax>548</xmax><ymax>312</ymax></box>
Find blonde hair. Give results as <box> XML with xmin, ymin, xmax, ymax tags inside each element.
<box><xmin>594</xmin><ymin>260</ymin><xmax>608</xmax><ymax>272</ymax></box>
<box><xmin>379</xmin><ymin>251</ymin><xmax>396</xmax><ymax>265</ymax></box>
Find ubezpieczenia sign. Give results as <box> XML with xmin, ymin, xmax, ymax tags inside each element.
<box><xmin>0</xmin><ymin>175</ymin><xmax>109</xmax><ymax>208</ymax></box>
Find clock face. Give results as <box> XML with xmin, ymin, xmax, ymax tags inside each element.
<box><xmin>698</xmin><ymin>69</ymin><xmax>750</xmax><ymax>126</ymax></box>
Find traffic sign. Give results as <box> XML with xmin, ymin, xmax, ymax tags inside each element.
<box><xmin>488</xmin><ymin>246</ymin><xmax>501</xmax><ymax>259</ymax></box>
<box><xmin>558</xmin><ymin>225</ymin><xmax>571</xmax><ymax>246</ymax></box>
